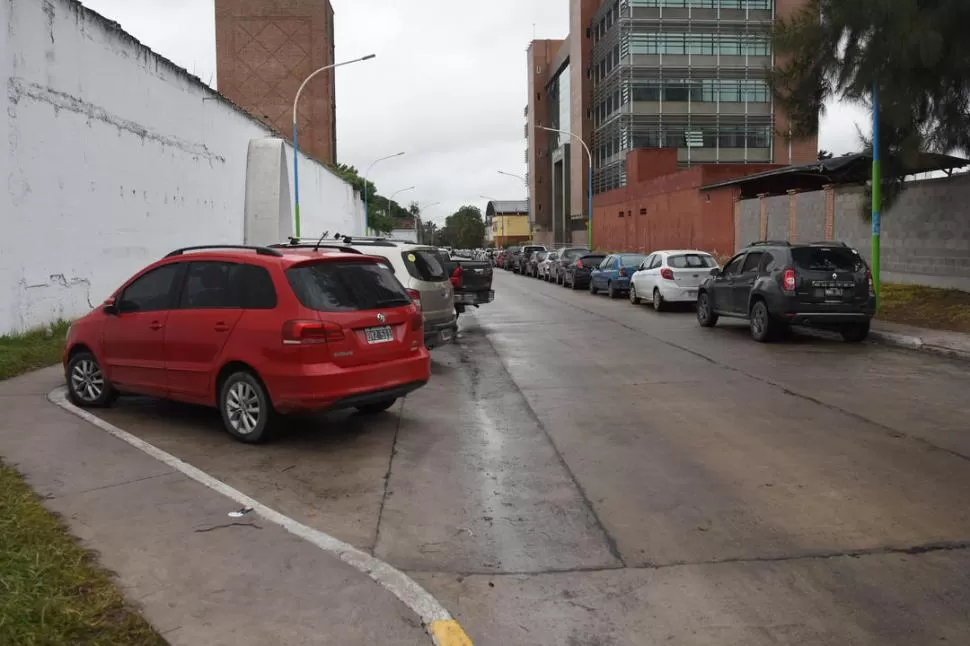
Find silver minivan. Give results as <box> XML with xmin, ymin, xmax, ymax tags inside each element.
<box><xmin>345</xmin><ymin>240</ymin><xmax>457</xmax><ymax>348</ymax></box>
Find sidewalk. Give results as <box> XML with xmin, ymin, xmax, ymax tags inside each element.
<box><xmin>0</xmin><ymin>368</ymin><xmax>434</xmax><ymax>646</ymax></box>
<box><xmin>870</xmin><ymin>320</ymin><xmax>970</xmax><ymax>361</ymax></box>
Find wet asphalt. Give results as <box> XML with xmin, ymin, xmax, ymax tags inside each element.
<box><xmin>94</xmin><ymin>269</ymin><xmax>970</xmax><ymax>645</ymax></box>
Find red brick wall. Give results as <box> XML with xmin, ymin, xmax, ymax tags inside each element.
<box><xmin>215</xmin><ymin>0</ymin><xmax>336</xmax><ymax>165</ymax></box>
<box><xmin>591</xmin><ymin>151</ymin><xmax>782</xmax><ymax>255</ymax></box>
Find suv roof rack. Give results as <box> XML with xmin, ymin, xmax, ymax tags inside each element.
<box><xmin>165</xmin><ymin>245</ymin><xmax>283</xmax><ymax>258</ymax></box>
<box><xmin>267</xmin><ymin>242</ymin><xmax>363</xmax><ymax>254</ymax></box>
<box><xmin>747</xmin><ymin>240</ymin><xmax>791</xmax><ymax>247</ymax></box>
<box><xmin>804</xmin><ymin>240</ymin><xmax>848</xmax><ymax>247</ymax></box>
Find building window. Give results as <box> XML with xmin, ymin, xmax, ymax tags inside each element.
<box><xmin>629</xmin><ymin>32</ymin><xmax>770</xmax><ymax>57</ymax></box>
<box><xmin>630</xmin><ymin>0</ymin><xmax>770</xmax><ymax>8</ymax></box>
<box><xmin>628</xmin><ymin>78</ymin><xmax>769</xmax><ymax>103</ymax></box>
<box><xmin>628</xmin><ymin>125</ymin><xmax>771</xmax><ymax>149</ymax></box>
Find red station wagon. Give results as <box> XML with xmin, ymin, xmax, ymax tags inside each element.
<box><xmin>63</xmin><ymin>245</ymin><xmax>431</xmax><ymax>443</ymax></box>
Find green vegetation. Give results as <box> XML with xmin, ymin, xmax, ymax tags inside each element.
<box><xmin>878</xmin><ymin>283</ymin><xmax>970</xmax><ymax>334</ymax></box>
<box><xmin>0</xmin><ymin>322</ymin><xmax>166</xmax><ymax>645</ymax></box>
<box><xmin>0</xmin><ymin>321</ymin><xmax>70</xmax><ymax>381</ymax></box>
<box><xmin>428</xmin><ymin>205</ymin><xmax>487</xmax><ymax>249</ymax></box>
<box><xmin>328</xmin><ymin>163</ymin><xmax>420</xmax><ymax>234</ymax></box>
<box><xmin>768</xmin><ymin>0</ymin><xmax>970</xmax><ymax>212</ymax></box>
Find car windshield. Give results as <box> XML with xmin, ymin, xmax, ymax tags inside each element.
<box><xmin>668</xmin><ymin>254</ymin><xmax>716</xmax><ymax>268</ymax></box>
<box><xmin>792</xmin><ymin>247</ymin><xmax>866</xmax><ymax>272</ymax></box>
<box><xmin>286</xmin><ymin>260</ymin><xmax>411</xmax><ymax>312</ymax></box>
<box><xmin>402</xmin><ymin>250</ymin><xmax>448</xmax><ymax>282</ymax></box>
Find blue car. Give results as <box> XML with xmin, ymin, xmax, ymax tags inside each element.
<box><xmin>588</xmin><ymin>253</ymin><xmax>647</xmax><ymax>299</ymax></box>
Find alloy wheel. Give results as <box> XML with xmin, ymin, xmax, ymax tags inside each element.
<box><xmin>70</xmin><ymin>359</ymin><xmax>104</xmax><ymax>403</ymax></box>
<box><xmin>226</xmin><ymin>381</ymin><xmax>261</xmax><ymax>435</ymax></box>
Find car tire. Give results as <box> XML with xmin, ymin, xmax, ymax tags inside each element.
<box><xmin>356</xmin><ymin>398</ymin><xmax>397</xmax><ymax>415</ymax></box>
<box><xmin>66</xmin><ymin>351</ymin><xmax>117</xmax><ymax>408</ymax></box>
<box><xmin>608</xmin><ymin>282</ymin><xmax>618</xmax><ymax>299</ymax></box>
<box><xmin>652</xmin><ymin>288</ymin><xmax>665</xmax><ymax>312</ymax></box>
<box><xmin>749</xmin><ymin>300</ymin><xmax>775</xmax><ymax>343</ymax></box>
<box><xmin>696</xmin><ymin>292</ymin><xmax>718</xmax><ymax>327</ymax></box>
<box><xmin>629</xmin><ymin>284</ymin><xmax>641</xmax><ymax>304</ymax></box>
<box><xmin>219</xmin><ymin>371</ymin><xmax>276</xmax><ymax>443</ymax></box>
<box><xmin>589</xmin><ymin>281</ymin><xmax>598</xmax><ymax>295</ymax></box>
<box><xmin>840</xmin><ymin>321</ymin><xmax>871</xmax><ymax>343</ymax></box>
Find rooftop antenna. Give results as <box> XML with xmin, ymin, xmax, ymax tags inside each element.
<box><xmin>312</xmin><ymin>230</ymin><xmax>330</xmax><ymax>252</ymax></box>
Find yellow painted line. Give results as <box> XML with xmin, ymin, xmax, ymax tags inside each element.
<box><xmin>429</xmin><ymin>619</ymin><xmax>474</xmax><ymax>646</ymax></box>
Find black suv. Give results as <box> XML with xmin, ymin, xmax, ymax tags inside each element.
<box><xmin>695</xmin><ymin>241</ymin><xmax>876</xmax><ymax>343</ymax></box>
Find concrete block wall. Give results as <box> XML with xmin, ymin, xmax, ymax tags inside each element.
<box><xmin>0</xmin><ymin>0</ymin><xmax>363</xmax><ymax>335</ymax></box>
<box><xmin>736</xmin><ymin>175</ymin><xmax>970</xmax><ymax>291</ymax></box>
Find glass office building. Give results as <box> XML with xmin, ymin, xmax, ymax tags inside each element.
<box><xmin>590</xmin><ymin>0</ymin><xmax>776</xmax><ymax>193</ymax></box>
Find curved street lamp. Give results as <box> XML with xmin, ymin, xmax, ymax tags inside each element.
<box><xmin>385</xmin><ymin>186</ymin><xmax>416</xmax><ymax>222</ymax></box>
<box><xmin>540</xmin><ymin>126</ymin><xmax>593</xmax><ymax>249</ymax></box>
<box><xmin>291</xmin><ymin>53</ymin><xmax>376</xmax><ymax>237</ymax></box>
<box><xmin>363</xmin><ymin>151</ymin><xmax>406</xmax><ymax>232</ymax></box>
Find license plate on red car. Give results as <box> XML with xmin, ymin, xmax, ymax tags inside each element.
<box><xmin>365</xmin><ymin>326</ymin><xmax>394</xmax><ymax>344</ymax></box>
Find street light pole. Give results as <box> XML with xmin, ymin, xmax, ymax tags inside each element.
<box><xmin>871</xmin><ymin>83</ymin><xmax>881</xmax><ymax>311</ymax></box>
<box><xmin>385</xmin><ymin>186</ymin><xmax>415</xmax><ymax>233</ymax></box>
<box><xmin>363</xmin><ymin>151</ymin><xmax>406</xmax><ymax>234</ymax></box>
<box><xmin>414</xmin><ymin>201</ymin><xmax>440</xmax><ymax>243</ymax></box>
<box><xmin>292</xmin><ymin>53</ymin><xmax>376</xmax><ymax>238</ymax></box>
<box><xmin>541</xmin><ymin>126</ymin><xmax>593</xmax><ymax>249</ymax></box>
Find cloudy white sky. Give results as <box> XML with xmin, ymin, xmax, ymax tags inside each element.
<box><xmin>79</xmin><ymin>0</ymin><xmax>868</xmax><ymax>223</ymax></box>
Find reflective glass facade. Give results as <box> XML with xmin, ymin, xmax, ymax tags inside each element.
<box><xmin>589</xmin><ymin>0</ymin><xmax>776</xmax><ymax>194</ymax></box>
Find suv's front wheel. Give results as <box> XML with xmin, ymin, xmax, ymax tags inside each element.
<box><xmin>220</xmin><ymin>371</ymin><xmax>276</xmax><ymax>443</ymax></box>
<box><xmin>840</xmin><ymin>321</ymin><xmax>871</xmax><ymax>343</ymax></box>
<box><xmin>749</xmin><ymin>300</ymin><xmax>776</xmax><ymax>342</ymax></box>
<box><xmin>696</xmin><ymin>293</ymin><xmax>718</xmax><ymax>327</ymax></box>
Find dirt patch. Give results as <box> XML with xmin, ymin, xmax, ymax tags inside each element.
<box><xmin>877</xmin><ymin>283</ymin><xmax>970</xmax><ymax>334</ymax></box>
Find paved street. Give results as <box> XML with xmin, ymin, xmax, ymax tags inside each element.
<box><xmin>93</xmin><ymin>270</ymin><xmax>970</xmax><ymax>645</ymax></box>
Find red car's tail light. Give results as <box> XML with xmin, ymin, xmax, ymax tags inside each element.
<box><xmin>450</xmin><ymin>266</ymin><xmax>463</xmax><ymax>288</ymax></box>
<box><xmin>407</xmin><ymin>289</ymin><xmax>422</xmax><ymax>311</ymax></box>
<box><xmin>660</xmin><ymin>267</ymin><xmax>674</xmax><ymax>280</ymax></box>
<box><xmin>783</xmin><ymin>268</ymin><xmax>797</xmax><ymax>292</ymax></box>
<box><xmin>575</xmin><ymin>259</ymin><xmax>583</xmax><ymax>268</ymax></box>
<box><xmin>282</xmin><ymin>320</ymin><xmax>344</xmax><ymax>345</ymax></box>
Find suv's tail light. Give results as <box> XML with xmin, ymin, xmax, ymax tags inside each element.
<box><xmin>618</xmin><ymin>267</ymin><xmax>627</xmax><ymax>277</ymax></box>
<box><xmin>282</xmin><ymin>320</ymin><xmax>344</xmax><ymax>345</ymax></box>
<box><xmin>782</xmin><ymin>268</ymin><xmax>797</xmax><ymax>292</ymax></box>
<box><xmin>660</xmin><ymin>267</ymin><xmax>674</xmax><ymax>280</ymax></box>
<box><xmin>450</xmin><ymin>265</ymin><xmax>464</xmax><ymax>288</ymax></box>
<box><xmin>866</xmin><ymin>268</ymin><xmax>875</xmax><ymax>296</ymax></box>
<box><xmin>575</xmin><ymin>259</ymin><xmax>583</xmax><ymax>268</ymax></box>
<box><xmin>407</xmin><ymin>288</ymin><xmax>422</xmax><ymax>311</ymax></box>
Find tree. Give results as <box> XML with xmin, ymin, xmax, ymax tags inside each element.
<box><xmin>327</xmin><ymin>163</ymin><xmax>399</xmax><ymax>233</ymax></box>
<box><xmin>438</xmin><ymin>206</ymin><xmax>486</xmax><ymax>249</ymax></box>
<box><xmin>768</xmin><ymin>0</ymin><xmax>970</xmax><ymax>210</ymax></box>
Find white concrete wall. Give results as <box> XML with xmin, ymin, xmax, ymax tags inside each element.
<box><xmin>0</xmin><ymin>0</ymin><xmax>363</xmax><ymax>334</ymax></box>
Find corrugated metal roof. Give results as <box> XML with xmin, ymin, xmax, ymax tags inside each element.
<box><xmin>486</xmin><ymin>200</ymin><xmax>529</xmax><ymax>215</ymax></box>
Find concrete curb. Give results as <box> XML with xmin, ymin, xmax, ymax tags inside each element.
<box><xmin>48</xmin><ymin>388</ymin><xmax>474</xmax><ymax>646</ymax></box>
<box><xmin>869</xmin><ymin>329</ymin><xmax>970</xmax><ymax>362</ymax></box>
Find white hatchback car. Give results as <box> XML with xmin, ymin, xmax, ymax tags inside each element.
<box><xmin>630</xmin><ymin>250</ymin><xmax>719</xmax><ymax>311</ymax></box>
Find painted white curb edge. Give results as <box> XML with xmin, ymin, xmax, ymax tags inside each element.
<box><xmin>48</xmin><ymin>387</ymin><xmax>455</xmax><ymax>643</ymax></box>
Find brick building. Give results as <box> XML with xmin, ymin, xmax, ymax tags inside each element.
<box><xmin>526</xmin><ymin>0</ymin><xmax>818</xmax><ymax>248</ymax></box>
<box><xmin>215</xmin><ymin>0</ymin><xmax>336</xmax><ymax>165</ymax></box>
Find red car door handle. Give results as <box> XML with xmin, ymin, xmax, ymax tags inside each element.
<box><xmin>149</xmin><ymin>321</ymin><xmax>163</xmax><ymax>330</ymax></box>
<box><xmin>214</xmin><ymin>322</ymin><xmax>230</xmax><ymax>332</ymax></box>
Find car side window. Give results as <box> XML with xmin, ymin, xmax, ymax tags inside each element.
<box><xmin>761</xmin><ymin>251</ymin><xmax>779</xmax><ymax>273</ymax></box>
<box><xmin>180</xmin><ymin>262</ymin><xmax>241</xmax><ymax>309</ymax></box>
<box><xmin>119</xmin><ymin>263</ymin><xmax>182</xmax><ymax>313</ymax></box>
<box><xmin>741</xmin><ymin>252</ymin><xmax>763</xmax><ymax>274</ymax></box>
<box><xmin>721</xmin><ymin>254</ymin><xmax>746</xmax><ymax>277</ymax></box>
<box><xmin>233</xmin><ymin>264</ymin><xmax>277</xmax><ymax>309</ymax></box>
<box><xmin>650</xmin><ymin>255</ymin><xmax>663</xmax><ymax>269</ymax></box>
<box><xmin>639</xmin><ymin>254</ymin><xmax>653</xmax><ymax>270</ymax></box>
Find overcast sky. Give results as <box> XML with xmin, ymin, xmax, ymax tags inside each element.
<box><xmin>79</xmin><ymin>0</ymin><xmax>869</xmax><ymax>224</ymax></box>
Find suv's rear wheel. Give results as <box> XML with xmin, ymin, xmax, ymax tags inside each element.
<box><xmin>749</xmin><ymin>300</ymin><xmax>775</xmax><ymax>342</ymax></box>
<box><xmin>841</xmin><ymin>321</ymin><xmax>871</xmax><ymax>343</ymax></box>
<box><xmin>696</xmin><ymin>293</ymin><xmax>718</xmax><ymax>327</ymax></box>
<box><xmin>220</xmin><ymin>371</ymin><xmax>275</xmax><ymax>443</ymax></box>
<box><xmin>357</xmin><ymin>398</ymin><xmax>397</xmax><ymax>414</ymax></box>
<box><xmin>66</xmin><ymin>351</ymin><xmax>117</xmax><ymax>408</ymax></box>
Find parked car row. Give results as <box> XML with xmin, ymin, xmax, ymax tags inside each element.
<box><xmin>63</xmin><ymin>236</ymin><xmax>496</xmax><ymax>444</ymax></box>
<box><xmin>497</xmin><ymin>239</ymin><xmax>877</xmax><ymax>345</ymax></box>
